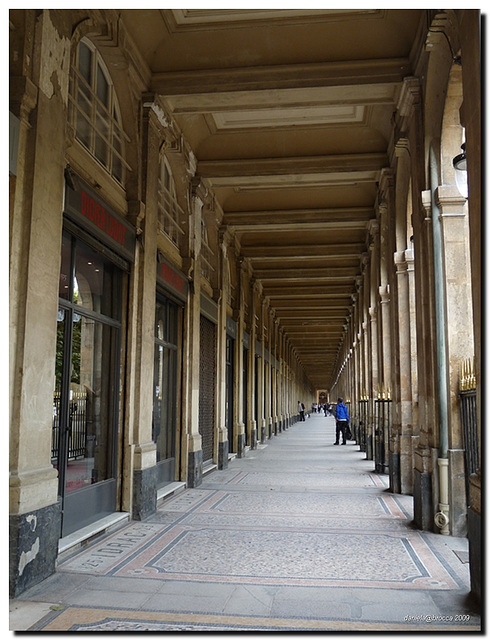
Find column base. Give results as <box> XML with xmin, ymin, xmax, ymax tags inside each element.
<box><xmin>260</xmin><ymin>424</ymin><xmax>266</xmax><ymax>443</ymax></box>
<box><xmin>218</xmin><ymin>440</ymin><xmax>229</xmax><ymax>470</ymax></box>
<box><xmin>10</xmin><ymin>500</ymin><xmax>62</xmax><ymax>597</ymax></box>
<box><xmin>132</xmin><ymin>466</ymin><xmax>157</xmax><ymax>521</ymax></box>
<box><xmin>188</xmin><ymin>449</ymin><xmax>203</xmax><ymax>488</ymax></box>
<box><xmin>389</xmin><ymin>452</ymin><xmax>401</xmax><ymax>493</ymax></box>
<box><xmin>468</xmin><ymin>506</ymin><xmax>481</xmax><ymax>603</ymax></box>
<box><xmin>237</xmin><ymin>432</ymin><xmax>246</xmax><ymax>458</ymax></box>
<box><xmin>413</xmin><ymin>469</ymin><xmax>433</xmax><ymax>531</ymax></box>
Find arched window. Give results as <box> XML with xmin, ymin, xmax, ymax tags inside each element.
<box><xmin>158</xmin><ymin>157</ymin><xmax>185</xmax><ymax>247</ymax></box>
<box><xmin>69</xmin><ymin>38</ymin><xmax>127</xmax><ymax>185</ymax></box>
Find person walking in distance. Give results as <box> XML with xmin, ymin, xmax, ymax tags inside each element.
<box><xmin>298</xmin><ymin>400</ymin><xmax>305</xmax><ymax>422</ymax></box>
<box><xmin>334</xmin><ymin>397</ymin><xmax>349</xmax><ymax>445</ymax></box>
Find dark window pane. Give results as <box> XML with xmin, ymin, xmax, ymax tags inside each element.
<box><xmin>73</xmin><ymin>240</ymin><xmax>121</xmax><ymax>320</ymax></box>
<box><xmin>59</xmin><ymin>234</ymin><xmax>72</xmax><ymax>299</ymax></box>
<box><xmin>96</xmin><ymin>64</ymin><xmax>109</xmax><ymax>105</ymax></box>
<box><xmin>78</xmin><ymin>42</ymin><xmax>92</xmax><ymax>84</ymax></box>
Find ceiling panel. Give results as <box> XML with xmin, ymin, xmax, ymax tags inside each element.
<box><xmin>120</xmin><ymin>8</ymin><xmax>424</xmax><ymax>389</ymax></box>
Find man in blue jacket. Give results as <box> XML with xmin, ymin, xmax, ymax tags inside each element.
<box><xmin>334</xmin><ymin>397</ymin><xmax>349</xmax><ymax>445</ymax></box>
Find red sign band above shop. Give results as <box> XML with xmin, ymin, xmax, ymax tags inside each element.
<box><xmin>64</xmin><ymin>174</ymin><xmax>136</xmax><ymax>262</ymax></box>
<box><xmin>157</xmin><ymin>255</ymin><xmax>188</xmax><ymax>302</ymax></box>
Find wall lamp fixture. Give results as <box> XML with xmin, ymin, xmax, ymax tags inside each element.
<box><xmin>452</xmin><ymin>143</ymin><xmax>468</xmax><ymax>199</ymax></box>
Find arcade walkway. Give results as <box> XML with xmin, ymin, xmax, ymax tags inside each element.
<box><xmin>10</xmin><ymin>413</ymin><xmax>480</xmax><ymax>632</ymax></box>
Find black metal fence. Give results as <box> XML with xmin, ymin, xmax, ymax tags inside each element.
<box><xmin>358</xmin><ymin>400</ymin><xmax>369</xmax><ymax>452</ymax></box>
<box><xmin>460</xmin><ymin>389</ymin><xmax>478</xmax><ymax>503</ymax></box>
<box><xmin>374</xmin><ymin>398</ymin><xmax>391</xmax><ymax>474</ymax></box>
<box><xmin>52</xmin><ymin>392</ymin><xmax>88</xmax><ymax>461</ymax></box>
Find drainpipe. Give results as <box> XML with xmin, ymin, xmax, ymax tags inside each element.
<box><xmin>429</xmin><ymin>144</ymin><xmax>450</xmax><ymax>535</ymax></box>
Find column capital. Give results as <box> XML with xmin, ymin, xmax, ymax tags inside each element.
<box><xmin>379</xmin><ymin>284</ymin><xmax>390</xmax><ymax>303</ymax></box>
<box><xmin>394</xmin><ymin>136</ymin><xmax>411</xmax><ymax>158</ymax></box>
<box><xmin>191</xmin><ymin>176</ymin><xmax>208</xmax><ymax>203</ymax></box>
<box><xmin>10</xmin><ymin>76</ymin><xmax>38</xmax><ymax>120</ymax></box>
<box><xmin>394</xmin><ymin>250</ymin><xmax>408</xmax><ymax>267</ymax></box>
<box><xmin>369</xmin><ymin>305</ymin><xmax>378</xmax><ymax>320</ymax></box>
<box><xmin>435</xmin><ymin>184</ymin><xmax>468</xmax><ymax>212</ymax></box>
<box><xmin>397</xmin><ymin>76</ymin><xmax>422</xmax><ymax>117</ymax></box>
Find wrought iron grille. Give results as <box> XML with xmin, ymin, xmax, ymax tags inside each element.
<box><xmin>52</xmin><ymin>392</ymin><xmax>88</xmax><ymax>461</ymax></box>
<box><xmin>374</xmin><ymin>398</ymin><xmax>391</xmax><ymax>474</ymax></box>
<box><xmin>358</xmin><ymin>400</ymin><xmax>369</xmax><ymax>452</ymax></box>
<box><xmin>460</xmin><ymin>389</ymin><xmax>478</xmax><ymax>502</ymax></box>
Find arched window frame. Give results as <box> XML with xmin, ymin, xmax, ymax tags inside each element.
<box><xmin>157</xmin><ymin>156</ymin><xmax>185</xmax><ymax>248</ymax></box>
<box><xmin>69</xmin><ymin>38</ymin><xmax>129</xmax><ymax>185</ymax></box>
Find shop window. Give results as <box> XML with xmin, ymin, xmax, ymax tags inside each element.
<box><xmin>152</xmin><ymin>296</ymin><xmax>180</xmax><ymax>485</ymax></box>
<box><xmin>54</xmin><ymin>232</ymin><xmax>122</xmax><ymax>535</ymax></box>
<box><xmin>69</xmin><ymin>38</ymin><xmax>127</xmax><ymax>185</ymax></box>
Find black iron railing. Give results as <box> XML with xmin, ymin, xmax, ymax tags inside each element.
<box><xmin>460</xmin><ymin>389</ymin><xmax>478</xmax><ymax>503</ymax></box>
<box><xmin>374</xmin><ymin>398</ymin><xmax>391</xmax><ymax>474</ymax></box>
<box><xmin>52</xmin><ymin>392</ymin><xmax>88</xmax><ymax>461</ymax></box>
<box><xmin>358</xmin><ymin>399</ymin><xmax>369</xmax><ymax>452</ymax></box>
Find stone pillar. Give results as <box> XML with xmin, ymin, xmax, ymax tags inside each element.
<box><xmin>394</xmin><ymin>250</ymin><xmax>414</xmax><ymax>494</ymax></box>
<box><xmin>216</xmin><ymin>229</ymin><xmax>231</xmax><ymax>469</ymax></box>
<box><xmin>124</xmin><ymin>101</ymin><xmax>166</xmax><ymax>521</ymax></box>
<box><xmin>459</xmin><ymin>10</ymin><xmax>481</xmax><ymax>601</ymax></box>
<box><xmin>277</xmin><ymin>327</ymin><xmax>284</xmax><ymax>431</ymax></box>
<box><xmin>390</xmin><ymin>137</ymin><xmax>414</xmax><ymax>495</ymax></box>
<box><xmin>247</xmin><ymin>280</ymin><xmax>258</xmax><ymax>448</ymax></box>
<box><xmin>413</xmin><ymin>191</ymin><xmax>437</xmax><ymax>531</ymax></box>
<box><xmin>436</xmin><ymin>184</ymin><xmax>474</xmax><ymax>535</ymax></box>
<box><xmin>9</xmin><ymin>12</ymin><xmax>70</xmax><ymax>595</ymax></box>
<box><xmin>258</xmin><ymin>298</ymin><xmax>267</xmax><ymax>442</ymax></box>
<box><xmin>183</xmin><ymin>177</ymin><xmax>206</xmax><ymax>487</ymax></box>
<box><xmin>235</xmin><ymin>256</ymin><xmax>246</xmax><ymax>457</ymax></box>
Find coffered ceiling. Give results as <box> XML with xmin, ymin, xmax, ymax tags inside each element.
<box><xmin>121</xmin><ymin>8</ymin><xmax>425</xmax><ymax>391</ymax></box>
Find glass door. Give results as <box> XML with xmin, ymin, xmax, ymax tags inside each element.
<box><xmin>152</xmin><ymin>295</ymin><xmax>181</xmax><ymax>487</ymax></box>
<box><xmin>53</xmin><ymin>232</ymin><xmax>122</xmax><ymax>537</ymax></box>
<box><xmin>226</xmin><ymin>336</ymin><xmax>234</xmax><ymax>451</ymax></box>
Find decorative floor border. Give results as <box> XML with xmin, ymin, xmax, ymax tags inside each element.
<box><xmin>34</xmin><ymin>606</ymin><xmax>481</xmax><ymax>632</ymax></box>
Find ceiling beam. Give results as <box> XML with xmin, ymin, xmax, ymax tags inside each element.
<box><xmin>224</xmin><ymin>207</ymin><xmax>373</xmax><ymax>227</ymax></box>
<box><xmin>242</xmin><ymin>243</ymin><xmax>365</xmax><ymax>258</ymax></box>
<box><xmin>199</xmin><ymin>153</ymin><xmax>387</xmax><ymax>179</ymax></box>
<box><xmin>153</xmin><ymin>58</ymin><xmax>409</xmax><ymax>96</ymax></box>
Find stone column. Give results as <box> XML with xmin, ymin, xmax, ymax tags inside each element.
<box><xmin>258</xmin><ymin>298</ymin><xmax>267</xmax><ymax>442</ymax></box>
<box><xmin>459</xmin><ymin>10</ymin><xmax>481</xmax><ymax>601</ymax></box>
<box><xmin>390</xmin><ymin>138</ymin><xmax>413</xmax><ymax>495</ymax></box>
<box><xmin>216</xmin><ymin>228</ymin><xmax>232</xmax><ymax>469</ymax></box>
<box><xmin>125</xmin><ymin>101</ymin><xmax>161</xmax><ymax>520</ymax></box>
<box><xmin>394</xmin><ymin>250</ymin><xmax>414</xmax><ymax>494</ymax></box>
<box><xmin>412</xmin><ymin>190</ymin><xmax>438</xmax><ymax>530</ymax></box>
<box><xmin>182</xmin><ymin>177</ymin><xmax>206</xmax><ymax>487</ymax></box>
<box><xmin>247</xmin><ymin>279</ymin><xmax>258</xmax><ymax>448</ymax></box>
<box><xmin>9</xmin><ymin>12</ymin><xmax>71</xmax><ymax>595</ymax></box>
<box><xmin>235</xmin><ymin>255</ymin><xmax>246</xmax><ymax>457</ymax></box>
<box><xmin>436</xmin><ymin>184</ymin><xmax>474</xmax><ymax>535</ymax></box>
<box><xmin>271</xmin><ymin>318</ymin><xmax>278</xmax><ymax>434</ymax></box>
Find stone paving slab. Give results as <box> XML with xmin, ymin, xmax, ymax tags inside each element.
<box><xmin>11</xmin><ymin>414</ymin><xmax>481</xmax><ymax>632</ymax></box>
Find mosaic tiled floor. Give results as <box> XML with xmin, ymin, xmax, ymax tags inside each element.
<box><xmin>57</xmin><ymin>488</ymin><xmax>462</xmax><ymax>591</ymax></box>
<box><xmin>34</xmin><ymin>606</ymin><xmax>481</xmax><ymax>632</ymax></box>
<box><xmin>16</xmin><ymin>416</ymin><xmax>480</xmax><ymax>632</ymax></box>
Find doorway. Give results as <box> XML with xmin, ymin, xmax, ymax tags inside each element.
<box><xmin>152</xmin><ymin>294</ymin><xmax>181</xmax><ymax>487</ymax></box>
<box><xmin>53</xmin><ymin>232</ymin><xmax>122</xmax><ymax>537</ymax></box>
<box><xmin>226</xmin><ymin>335</ymin><xmax>234</xmax><ymax>451</ymax></box>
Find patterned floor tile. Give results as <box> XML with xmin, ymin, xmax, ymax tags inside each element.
<box><xmin>112</xmin><ymin>525</ymin><xmax>460</xmax><ymax>589</ymax></box>
<box><xmin>36</xmin><ymin>606</ymin><xmax>481</xmax><ymax>632</ymax></box>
